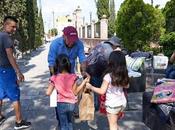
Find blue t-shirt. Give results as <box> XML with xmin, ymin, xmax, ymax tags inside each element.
<box><xmin>0</xmin><ymin>32</ymin><xmax>13</xmax><ymax>67</ymax></box>
<box><xmin>48</xmin><ymin>36</ymin><xmax>86</xmax><ymax>73</ymax></box>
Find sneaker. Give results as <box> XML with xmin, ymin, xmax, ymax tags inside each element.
<box><xmin>88</xmin><ymin>120</ymin><xmax>98</xmax><ymax>129</ymax></box>
<box><xmin>0</xmin><ymin>115</ymin><xmax>5</xmax><ymax>125</ymax></box>
<box><xmin>14</xmin><ymin>120</ymin><xmax>31</xmax><ymax>130</ymax></box>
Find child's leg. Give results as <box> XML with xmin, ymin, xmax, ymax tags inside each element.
<box><xmin>67</xmin><ymin>110</ymin><xmax>74</xmax><ymax>130</ymax></box>
<box><xmin>56</xmin><ymin>103</ymin><xmax>69</xmax><ymax>130</ymax></box>
<box><xmin>107</xmin><ymin>113</ymin><xmax>118</xmax><ymax>130</ymax></box>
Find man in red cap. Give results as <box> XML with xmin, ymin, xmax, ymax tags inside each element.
<box><xmin>48</xmin><ymin>26</ymin><xmax>86</xmax><ymax>75</ymax></box>
<box><xmin>47</xmin><ymin>26</ymin><xmax>87</xmax><ymax>129</ymax></box>
<box><xmin>63</xmin><ymin>26</ymin><xmax>79</xmax><ymax>48</ymax></box>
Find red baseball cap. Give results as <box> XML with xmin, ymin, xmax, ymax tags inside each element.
<box><xmin>63</xmin><ymin>26</ymin><xmax>78</xmax><ymax>44</ymax></box>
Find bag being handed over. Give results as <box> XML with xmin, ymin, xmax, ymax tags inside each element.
<box><xmin>79</xmin><ymin>88</ymin><xmax>95</xmax><ymax>121</ymax></box>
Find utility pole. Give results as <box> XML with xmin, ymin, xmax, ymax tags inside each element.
<box><xmin>94</xmin><ymin>0</ymin><xmax>97</xmax><ymax>6</ymax></box>
<box><xmin>52</xmin><ymin>11</ymin><xmax>55</xmax><ymax>28</ymax></box>
<box><xmin>39</xmin><ymin>0</ymin><xmax>42</xmax><ymax>10</ymax></box>
<box><xmin>151</xmin><ymin>0</ymin><xmax>153</xmax><ymax>6</ymax></box>
<box><xmin>83</xmin><ymin>16</ymin><xmax>85</xmax><ymax>25</ymax></box>
<box><xmin>90</xmin><ymin>12</ymin><xmax>92</xmax><ymax>24</ymax></box>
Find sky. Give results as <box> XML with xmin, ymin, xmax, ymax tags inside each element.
<box><xmin>40</xmin><ymin>0</ymin><xmax>170</xmax><ymax>32</ymax></box>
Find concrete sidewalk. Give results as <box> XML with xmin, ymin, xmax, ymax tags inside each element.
<box><xmin>0</xmin><ymin>43</ymin><xmax>150</xmax><ymax>130</ymax></box>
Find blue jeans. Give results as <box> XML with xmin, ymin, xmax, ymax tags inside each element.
<box><xmin>56</xmin><ymin>102</ymin><xmax>75</xmax><ymax>130</ymax></box>
<box><xmin>165</xmin><ymin>65</ymin><xmax>175</xmax><ymax>79</ymax></box>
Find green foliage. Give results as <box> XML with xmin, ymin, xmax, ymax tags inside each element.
<box><xmin>143</xmin><ymin>44</ymin><xmax>161</xmax><ymax>55</ymax></box>
<box><xmin>26</xmin><ymin>0</ymin><xmax>35</xmax><ymax>52</ymax></box>
<box><xmin>108</xmin><ymin>0</ymin><xmax>116</xmax><ymax>37</ymax></box>
<box><xmin>97</xmin><ymin>0</ymin><xmax>110</xmax><ymax>20</ymax></box>
<box><xmin>0</xmin><ymin>0</ymin><xmax>29</xmax><ymax>53</ymax></box>
<box><xmin>49</xmin><ymin>28</ymin><xmax>58</xmax><ymax>36</ymax></box>
<box><xmin>108</xmin><ymin>21</ymin><xmax>116</xmax><ymax>37</ymax></box>
<box><xmin>0</xmin><ymin>0</ymin><xmax>44</xmax><ymax>53</ymax></box>
<box><xmin>39</xmin><ymin>10</ymin><xmax>44</xmax><ymax>37</ymax></box>
<box><xmin>159</xmin><ymin>32</ymin><xmax>175</xmax><ymax>57</ymax></box>
<box><xmin>163</xmin><ymin>0</ymin><xmax>175</xmax><ymax>32</ymax></box>
<box><xmin>116</xmin><ymin>0</ymin><xmax>164</xmax><ymax>51</ymax></box>
<box><xmin>33</xmin><ymin>0</ymin><xmax>41</xmax><ymax>49</ymax></box>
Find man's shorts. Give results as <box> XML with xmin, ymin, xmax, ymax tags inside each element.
<box><xmin>0</xmin><ymin>67</ymin><xmax>20</xmax><ymax>102</ymax></box>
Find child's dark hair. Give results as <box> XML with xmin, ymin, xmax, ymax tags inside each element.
<box><xmin>55</xmin><ymin>54</ymin><xmax>71</xmax><ymax>74</ymax></box>
<box><xmin>105</xmin><ymin>51</ymin><xmax>129</xmax><ymax>87</ymax></box>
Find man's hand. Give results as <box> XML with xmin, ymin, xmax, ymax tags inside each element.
<box><xmin>16</xmin><ymin>71</ymin><xmax>24</xmax><ymax>82</ymax></box>
<box><xmin>49</xmin><ymin>66</ymin><xmax>55</xmax><ymax>76</ymax></box>
<box><xmin>86</xmin><ymin>82</ymin><xmax>92</xmax><ymax>90</ymax></box>
<box><xmin>170</xmin><ymin>51</ymin><xmax>175</xmax><ymax>63</ymax></box>
<box><xmin>80</xmin><ymin>61</ymin><xmax>87</xmax><ymax>76</ymax></box>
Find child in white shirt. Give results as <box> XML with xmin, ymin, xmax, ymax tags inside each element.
<box><xmin>86</xmin><ymin>51</ymin><xmax>129</xmax><ymax>130</ymax></box>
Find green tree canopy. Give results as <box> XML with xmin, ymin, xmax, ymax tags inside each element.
<box><xmin>49</xmin><ymin>28</ymin><xmax>58</xmax><ymax>36</ymax></box>
<box><xmin>96</xmin><ymin>0</ymin><xmax>110</xmax><ymax>20</ymax></box>
<box><xmin>116</xmin><ymin>0</ymin><xmax>164</xmax><ymax>51</ymax></box>
<box><xmin>159</xmin><ymin>32</ymin><xmax>175</xmax><ymax>57</ymax></box>
<box><xmin>108</xmin><ymin>0</ymin><xmax>116</xmax><ymax>37</ymax></box>
<box><xmin>163</xmin><ymin>0</ymin><xmax>175</xmax><ymax>32</ymax></box>
<box><xmin>0</xmin><ymin>0</ymin><xmax>45</xmax><ymax>53</ymax></box>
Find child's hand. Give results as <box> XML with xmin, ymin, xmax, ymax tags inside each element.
<box><xmin>86</xmin><ymin>83</ymin><xmax>92</xmax><ymax>89</ymax></box>
<box><xmin>85</xmin><ymin>76</ymin><xmax>90</xmax><ymax>83</ymax></box>
<box><xmin>82</xmin><ymin>76</ymin><xmax>90</xmax><ymax>83</ymax></box>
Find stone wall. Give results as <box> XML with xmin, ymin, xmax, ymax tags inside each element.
<box><xmin>81</xmin><ymin>38</ymin><xmax>107</xmax><ymax>48</ymax></box>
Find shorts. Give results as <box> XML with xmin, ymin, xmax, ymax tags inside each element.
<box><xmin>106</xmin><ymin>104</ymin><xmax>126</xmax><ymax>114</ymax></box>
<box><xmin>0</xmin><ymin>67</ymin><xmax>20</xmax><ymax>102</ymax></box>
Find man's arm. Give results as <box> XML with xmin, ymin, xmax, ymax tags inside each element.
<box><xmin>77</xmin><ymin>41</ymin><xmax>87</xmax><ymax>75</ymax></box>
<box><xmin>6</xmin><ymin>48</ymin><xmax>24</xmax><ymax>82</ymax></box>
<box><xmin>48</xmin><ymin>41</ymin><xmax>57</xmax><ymax>76</ymax></box>
<box><xmin>170</xmin><ymin>51</ymin><xmax>175</xmax><ymax>64</ymax></box>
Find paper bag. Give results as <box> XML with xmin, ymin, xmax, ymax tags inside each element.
<box><xmin>50</xmin><ymin>88</ymin><xmax>57</xmax><ymax>107</ymax></box>
<box><xmin>79</xmin><ymin>89</ymin><xmax>95</xmax><ymax>120</ymax></box>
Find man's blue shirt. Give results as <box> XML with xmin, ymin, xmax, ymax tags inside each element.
<box><xmin>48</xmin><ymin>36</ymin><xmax>86</xmax><ymax>73</ymax></box>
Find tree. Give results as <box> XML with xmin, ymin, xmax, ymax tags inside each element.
<box><xmin>115</xmin><ymin>0</ymin><xmax>164</xmax><ymax>51</ymax></box>
<box><xmin>159</xmin><ymin>0</ymin><xmax>175</xmax><ymax>56</ymax></box>
<box><xmin>26</xmin><ymin>0</ymin><xmax>35</xmax><ymax>52</ymax></box>
<box><xmin>96</xmin><ymin>0</ymin><xmax>110</xmax><ymax>20</ymax></box>
<box><xmin>108</xmin><ymin>0</ymin><xmax>116</xmax><ymax>37</ymax></box>
<box><xmin>0</xmin><ymin>0</ymin><xmax>29</xmax><ymax>53</ymax></box>
<box><xmin>33</xmin><ymin>0</ymin><xmax>43</xmax><ymax>49</ymax></box>
<box><xmin>39</xmin><ymin>9</ymin><xmax>44</xmax><ymax>37</ymax></box>
<box><xmin>49</xmin><ymin>28</ymin><xmax>58</xmax><ymax>36</ymax></box>
<box><xmin>0</xmin><ymin>0</ymin><xmax>44</xmax><ymax>53</ymax></box>
<box><xmin>163</xmin><ymin>0</ymin><xmax>175</xmax><ymax>32</ymax></box>
<box><xmin>159</xmin><ymin>32</ymin><xmax>175</xmax><ymax>57</ymax></box>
